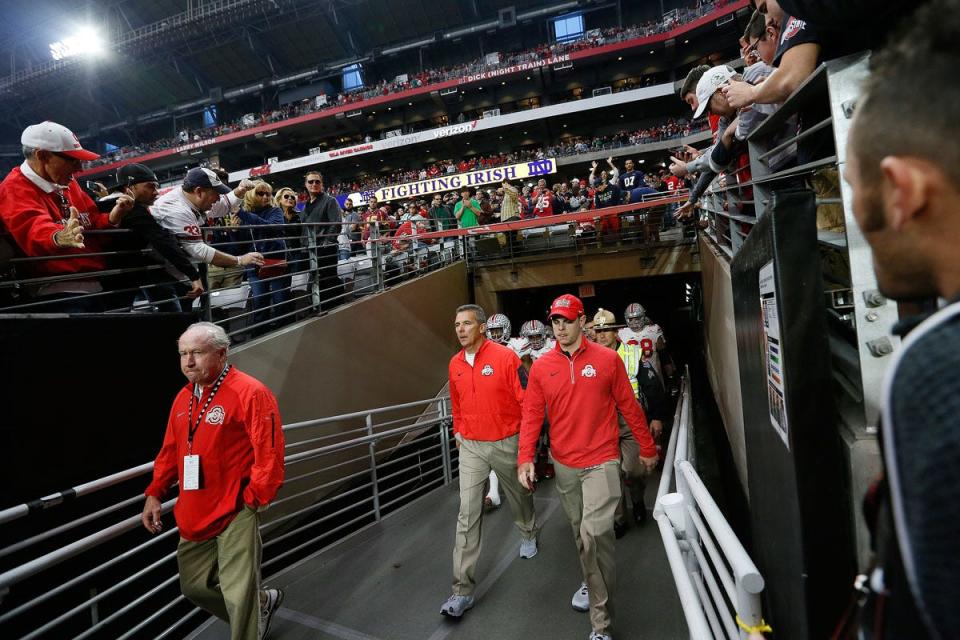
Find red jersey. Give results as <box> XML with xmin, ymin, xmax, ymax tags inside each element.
<box><xmin>519</xmin><ymin>339</ymin><xmax>655</xmax><ymax>468</ymax></box>
<box><xmin>663</xmin><ymin>175</ymin><xmax>682</xmax><ymax>192</ymax></box>
<box><xmin>449</xmin><ymin>340</ymin><xmax>525</xmax><ymax>441</ymax></box>
<box><xmin>145</xmin><ymin>367</ymin><xmax>285</xmax><ymax>542</ymax></box>
<box><xmin>0</xmin><ymin>167</ymin><xmax>112</xmax><ymax>277</ymax></box>
<box><xmin>531</xmin><ymin>188</ymin><xmax>555</xmax><ymax>217</ymax></box>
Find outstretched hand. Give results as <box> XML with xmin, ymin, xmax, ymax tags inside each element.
<box><xmin>55</xmin><ymin>207</ymin><xmax>85</xmax><ymax>248</ymax></box>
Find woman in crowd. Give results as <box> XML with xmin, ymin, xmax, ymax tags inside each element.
<box><xmin>237</xmin><ymin>180</ymin><xmax>287</xmax><ymax>330</ymax></box>
<box><xmin>275</xmin><ymin>186</ymin><xmax>306</xmax><ymax>318</ymax></box>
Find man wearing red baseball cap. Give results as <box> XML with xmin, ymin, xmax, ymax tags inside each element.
<box><xmin>518</xmin><ymin>294</ymin><xmax>658</xmax><ymax>640</ymax></box>
<box><xmin>0</xmin><ymin>121</ymin><xmax>134</xmax><ymax>311</ymax></box>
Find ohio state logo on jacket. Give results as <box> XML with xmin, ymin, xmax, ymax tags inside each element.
<box><xmin>481</xmin><ymin>364</ymin><xmax>494</xmax><ymax>376</ymax></box>
<box><xmin>206</xmin><ymin>405</ymin><xmax>225</xmax><ymax>425</ymax></box>
<box><xmin>581</xmin><ymin>364</ymin><xmax>597</xmax><ymax>378</ymax></box>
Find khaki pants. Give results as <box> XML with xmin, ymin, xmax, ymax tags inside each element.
<box><xmin>453</xmin><ymin>434</ymin><xmax>538</xmax><ymax>595</ymax></box>
<box><xmin>554</xmin><ymin>459</ymin><xmax>621</xmax><ymax>635</ymax></box>
<box><xmin>207</xmin><ymin>265</ymin><xmax>244</xmax><ymax>291</ymax></box>
<box><xmin>615</xmin><ymin>415</ymin><xmax>646</xmax><ymax>525</ymax></box>
<box><xmin>177</xmin><ymin>506</ymin><xmax>264</xmax><ymax>640</ymax></box>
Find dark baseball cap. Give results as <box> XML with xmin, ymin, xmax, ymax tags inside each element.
<box><xmin>115</xmin><ymin>163</ymin><xmax>158</xmax><ymax>188</ymax></box>
<box><xmin>183</xmin><ymin>167</ymin><xmax>231</xmax><ymax>194</ymax></box>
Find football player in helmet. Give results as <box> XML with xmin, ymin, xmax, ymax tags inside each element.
<box><xmin>486</xmin><ymin>313</ymin><xmax>512</xmax><ymax>345</ymax></box>
<box><xmin>618</xmin><ymin>302</ymin><xmax>666</xmax><ymax>377</ymax></box>
<box><xmin>519</xmin><ymin>319</ymin><xmax>555</xmax><ymax>360</ymax></box>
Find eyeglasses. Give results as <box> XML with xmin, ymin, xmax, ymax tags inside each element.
<box><xmin>745</xmin><ymin>39</ymin><xmax>760</xmax><ymax>55</ymax></box>
<box><xmin>281</xmin><ymin>194</ymin><xmax>296</xmax><ymax>200</ymax></box>
<box><xmin>256</xmin><ymin>190</ymin><xmax>272</xmax><ymax>196</ymax></box>
<box><xmin>306</xmin><ymin>179</ymin><xmax>322</xmax><ymax>185</ymax></box>
<box><xmin>50</xmin><ymin>151</ymin><xmax>81</xmax><ymax>163</ymax></box>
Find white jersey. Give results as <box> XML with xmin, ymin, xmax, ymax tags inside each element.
<box><xmin>152</xmin><ymin>188</ymin><xmax>241</xmax><ymax>264</ymax></box>
<box><xmin>509</xmin><ymin>337</ymin><xmax>555</xmax><ymax>360</ymax></box>
<box><xmin>618</xmin><ymin>324</ymin><xmax>665</xmax><ymax>375</ymax></box>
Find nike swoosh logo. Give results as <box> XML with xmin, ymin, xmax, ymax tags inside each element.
<box><xmin>550</xmin><ymin>371</ymin><xmax>559</xmax><ymax>376</ymax></box>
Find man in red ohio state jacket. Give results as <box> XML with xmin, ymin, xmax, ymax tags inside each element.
<box><xmin>142</xmin><ymin>322</ymin><xmax>286</xmax><ymax>639</ymax></box>
<box><xmin>519</xmin><ymin>294</ymin><xmax>658</xmax><ymax>640</ymax></box>
<box><xmin>440</xmin><ymin>304</ymin><xmax>539</xmax><ymax>619</ymax></box>
<box><xmin>0</xmin><ymin>121</ymin><xmax>134</xmax><ymax>311</ymax></box>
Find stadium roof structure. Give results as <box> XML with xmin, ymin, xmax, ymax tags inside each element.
<box><xmin>0</xmin><ymin>0</ymin><xmax>573</xmax><ymax>140</ymax></box>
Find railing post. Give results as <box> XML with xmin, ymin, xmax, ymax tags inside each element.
<box><xmin>307</xmin><ymin>226</ymin><xmax>320</xmax><ymax>313</ymax></box>
<box><xmin>198</xmin><ymin>263</ymin><xmax>211</xmax><ymax>321</ymax></box>
<box><xmin>370</xmin><ymin>226</ymin><xmax>385</xmax><ymax>293</ymax></box>
<box><xmin>438</xmin><ymin>399</ymin><xmax>452</xmax><ymax>485</ymax></box>
<box><xmin>366</xmin><ymin>413</ymin><xmax>381</xmax><ymax>522</ymax></box>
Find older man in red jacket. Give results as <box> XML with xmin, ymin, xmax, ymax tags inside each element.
<box><xmin>0</xmin><ymin>121</ymin><xmax>133</xmax><ymax>311</ymax></box>
<box><xmin>519</xmin><ymin>294</ymin><xmax>658</xmax><ymax>640</ymax></box>
<box><xmin>142</xmin><ymin>322</ymin><xmax>286</xmax><ymax>640</ymax></box>
<box><xmin>441</xmin><ymin>303</ymin><xmax>539</xmax><ymax>619</ymax></box>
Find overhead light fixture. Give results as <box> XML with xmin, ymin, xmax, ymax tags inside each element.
<box><xmin>526</xmin><ymin>76</ymin><xmax>531</xmax><ymax>80</ymax></box>
<box><xmin>684</xmin><ymin>39</ymin><xmax>689</xmax><ymax>44</ymax></box>
<box><xmin>408</xmin><ymin>102</ymin><xmax>413</xmax><ymax>106</ymax></box>
<box><xmin>501</xmin><ymin>81</ymin><xmax>506</xmax><ymax>85</ymax></box>
<box><xmin>617</xmin><ymin>56</ymin><xmax>623</xmax><ymax>61</ymax></box>
<box><xmin>650</xmin><ymin>50</ymin><xmax>655</xmax><ymax>54</ymax></box>
<box><xmin>49</xmin><ymin>26</ymin><xmax>106</xmax><ymax>60</ymax></box>
<box><xmin>264</xmin><ymin>131</ymin><xmax>278</xmax><ymax>138</ymax></box>
<box><xmin>639</xmin><ymin>159</ymin><xmax>645</xmax><ymax>164</ymax></box>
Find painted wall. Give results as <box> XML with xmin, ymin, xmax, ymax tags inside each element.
<box><xmin>699</xmin><ymin>235</ymin><xmax>749</xmax><ymax>495</ymax></box>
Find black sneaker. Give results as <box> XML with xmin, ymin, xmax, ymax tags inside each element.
<box><xmin>633</xmin><ymin>497</ymin><xmax>648</xmax><ymax>526</ymax></box>
<box><xmin>614</xmin><ymin>521</ymin><xmax>628</xmax><ymax>539</ymax></box>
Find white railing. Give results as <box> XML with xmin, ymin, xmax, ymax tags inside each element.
<box><xmin>654</xmin><ymin>371</ymin><xmax>769</xmax><ymax>639</ymax></box>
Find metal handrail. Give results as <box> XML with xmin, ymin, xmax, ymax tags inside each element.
<box><xmin>0</xmin><ymin>392</ymin><xmax>454</xmax><ymax>640</ymax></box>
<box><xmin>654</xmin><ymin>371</ymin><xmax>768</xmax><ymax>639</ymax></box>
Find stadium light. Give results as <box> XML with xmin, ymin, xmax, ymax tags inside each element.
<box><xmin>49</xmin><ymin>26</ymin><xmax>106</xmax><ymax>61</ymax></box>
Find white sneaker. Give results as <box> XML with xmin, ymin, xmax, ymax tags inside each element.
<box><xmin>589</xmin><ymin>632</ymin><xmax>612</xmax><ymax>640</ymax></box>
<box><xmin>259</xmin><ymin>587</ymin><xmax>284</xmax><ymax>639</ymax></box>
<box><xmin>519</xmin><ymin>537</ymin><xmax>538</xmax><ymax>559</ymax></box>
<box><xmin>440</xmin><ymin>594</ymin><xmax>475</xmax><ymax>617</ymax></box>
<box><xmin>571</xmin><ymin>582</ymin><xmax>589</xmax><ymax>611</ymax></box>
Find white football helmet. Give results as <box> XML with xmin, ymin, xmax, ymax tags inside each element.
<box><xmin>625</xmin><ymin>302</ymin><xmax>648</xmax><ymax>331</ymax></box>
<box><xmin>520</xmin><ymin>320</ymin><xmax>547</xmax><ymax>350</ymax></box>
<box><xmin>486</xmin><ymin>313</ymin><xmax>512</xmax><ymax>344</ymax></box>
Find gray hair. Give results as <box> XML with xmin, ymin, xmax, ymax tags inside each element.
<box><xmin>456</xmin><ymin>304</ymin><xmax>487</xmax><ymax>324</ymax></box>
<box><xmin>181</xmin><ymin>321</ymin><xmax>231</xmax><ymax>351</ymax></box>
<box><xmin>22</xmin><ymin>146</ymin><xmax>37</xmax><ymax>160</ymax></box>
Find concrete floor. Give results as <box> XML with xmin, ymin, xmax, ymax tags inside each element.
<box><xmin>190</xmin><ymin>476</ymin><xmax>688</xmax><ymax>640</ymax></box>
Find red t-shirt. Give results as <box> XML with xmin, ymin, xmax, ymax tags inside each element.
<box><xmin>531</xmin><ymin>188</ymin><xmax>555</xmax><ymax>217</ymax></box>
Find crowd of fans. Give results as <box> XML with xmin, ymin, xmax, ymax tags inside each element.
<box><xmin>83</xmin><ymin>0</ymin><xmax>732</xmax><ymax>169</ymax></box>
<box><xmin>322</xmin><ymin>117</ymin><xmax>707</xmax><ymax>198</ymax></box>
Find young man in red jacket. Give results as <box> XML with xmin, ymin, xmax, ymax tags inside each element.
<box><xmin>518</xmin><ymin>294</ymin><xmax>658</xmax><ymax>640</ymax></box>
<box><xmin>142</xmin><ymin>322</ymin><xmax>286</xmax><ymax>640</ymax></box>
<box><xmin>441</xmin><ymin>304</ymin><xmax>539</xmax><ymax>618</ymax></box>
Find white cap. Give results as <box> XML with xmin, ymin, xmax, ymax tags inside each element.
<box><xmin>693</xmin><ymin>65</ymin><xmax>736</xmax><ymax>119</ymax></box>
<box><xmin>21</xmin><ymin>121</ymin><xmax>99</xmax><ymax>161</ymax></box>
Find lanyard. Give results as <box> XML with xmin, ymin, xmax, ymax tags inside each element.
<box><xmin>187</xmin><ymin>364</ymin><xmax>231</xmax><ymax>453</ymax></box>
<box><xmin>55</xmin><ymin>189</ymin><xmax>70</xmax><ymax>221</ymax></box>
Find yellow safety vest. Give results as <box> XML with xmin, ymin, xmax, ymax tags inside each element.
<box><xmin>617</xmin><ymin>342</ymin><xmax>641</xmax><ymax>398</ymax></box>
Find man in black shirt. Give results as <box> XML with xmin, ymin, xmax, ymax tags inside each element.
<box><xmin>103</xmin><ymin>163</ymin><xmax>202</xmax><ymax>312</ymax></box>
<box><xmin>844</xmin><ymin>1</ymin><xmax>960</xmax><ymax>636</ymax></box>
<box><xmin>300</xmin><ymin>170</ymin><xmax>343</xmax><ymax>307</ymax></box>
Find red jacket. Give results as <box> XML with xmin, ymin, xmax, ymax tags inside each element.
<box><xmin>145</xmin><ymin>368</ymin><xmax>286</xmax><ymax>542</ymax></box>
<box><xmin>449</xmin><ymin>339</ymin><xmax>525</xmax><ymax>441</ymax></box>
<box><xmin>519</xmin><ymin>339</ymin><xmax>656</xmax><ymax>468</ymax></box>
<box><xmin>0</xmin><ymin>167</ymin><xmax>112</xmax><ymax>276</ymax></box>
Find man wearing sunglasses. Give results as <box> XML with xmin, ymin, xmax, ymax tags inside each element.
<box><xmin>300</xmin><ymin>171</ymin><xmax>343</xmax><ymax>305</ymax></box>
<box><xmin>518</xmin><ymin>294</ymin><xmax>657</xmax><ymax>640</ymax></box>
<box><xmin>0</xmin><ymin>121</ymin><xmax>135</xmax><ymax>312</ymax></box>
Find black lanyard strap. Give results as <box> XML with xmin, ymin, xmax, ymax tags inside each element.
<box><xmin>187</xmin><ymin>364</ymin><xmax>231</xmax><ymax>451</ymax></box>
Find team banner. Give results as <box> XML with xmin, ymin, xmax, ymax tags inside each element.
<box><xmin>365</xmin><ymin>158</ymin><xmax>557</xmax><ymax>204</ymax></box>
